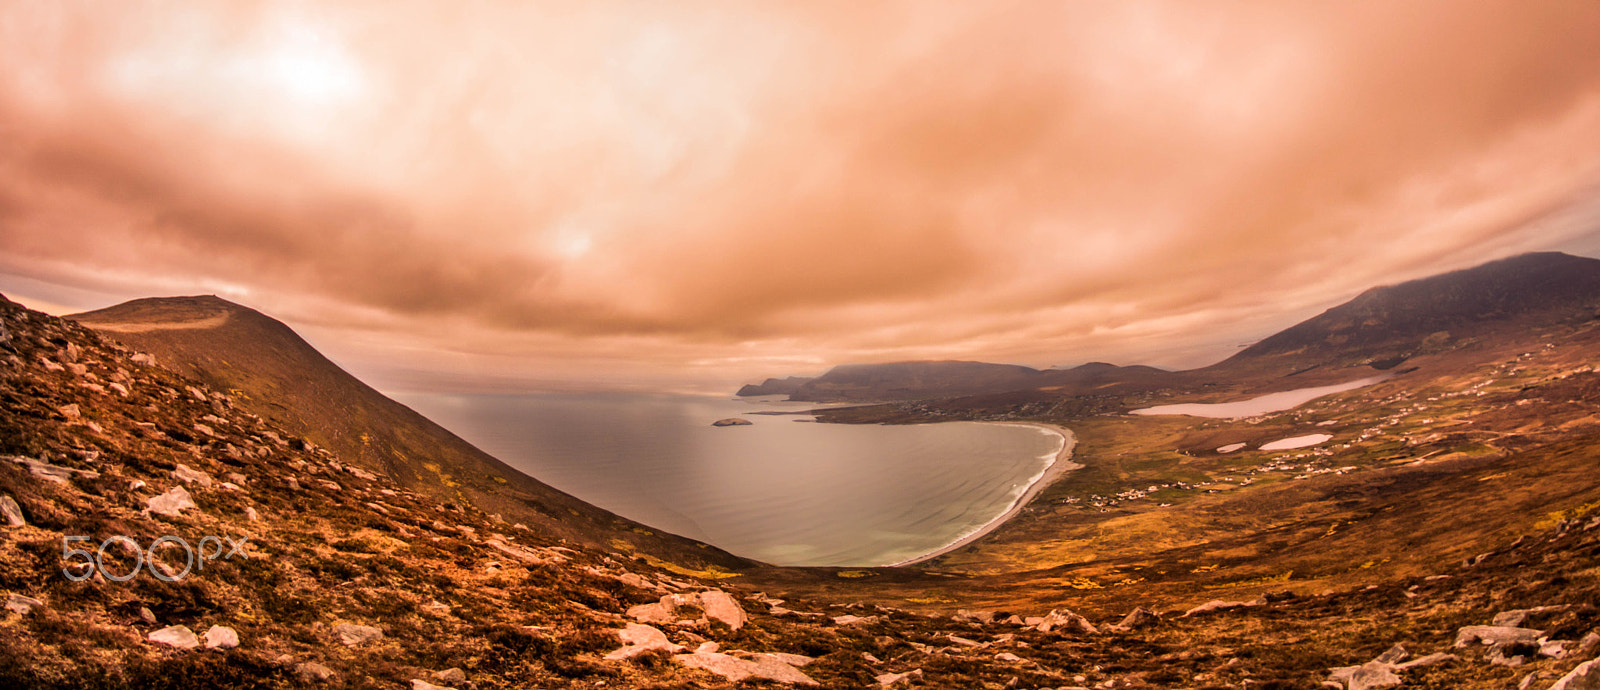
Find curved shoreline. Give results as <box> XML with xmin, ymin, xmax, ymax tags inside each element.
<box><xmin>889</xmin><ymin>422</ymin><xmax>1079</xmax><ymax>567</ymax></box>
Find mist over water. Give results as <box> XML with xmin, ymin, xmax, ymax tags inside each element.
<box><xmin>392</xmin><ymin>392</ymin><xmax>1058</xmax><ymax>566</ymax></box>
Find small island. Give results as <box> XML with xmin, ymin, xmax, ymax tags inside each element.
<box><xmin>711</xmin><ymin>418</ymin><xmax>753</xmax><ymax>427</ymax></box>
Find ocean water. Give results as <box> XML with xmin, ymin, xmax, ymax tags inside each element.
<box><xmin>390</xmin><ymin>391</ymin><xmax>1059</xmax><ymax>566</ymax></box>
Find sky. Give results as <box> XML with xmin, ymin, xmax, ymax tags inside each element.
<box><xmin>2</xmin><ymin>1</ymin><xmax>1600</xmax><ymax>395</ymax></box>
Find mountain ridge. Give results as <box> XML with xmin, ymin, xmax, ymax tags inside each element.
<box><xmin>69</xmin><ymin>295</ymin><xmax>745</xmax><ymax>568</ymax></box>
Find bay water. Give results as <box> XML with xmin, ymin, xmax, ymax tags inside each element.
<box><xmin>391</xmin><ymin>391</ymin><xmax>1059</xmax><ymax>566</ymax></box>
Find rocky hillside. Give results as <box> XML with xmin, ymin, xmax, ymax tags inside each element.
<box><xmin>68</xmin><ymin>296</ymin><xmax>741</xmax><ymax>569</ymax></box>
<box><xmin>6</xmin><ymin>292</ymin><xmax>1600</xmax><ymax>688</ymax></box>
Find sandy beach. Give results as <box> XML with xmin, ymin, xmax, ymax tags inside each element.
<box><xmin>890</xmin><ymin>422</ymin><xmax>1079</xmax><ymax>567</ymax></box>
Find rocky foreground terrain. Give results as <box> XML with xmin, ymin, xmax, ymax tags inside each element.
<box><xmin>4</xmin><ymin>250</ymin><xmax>1600</xmax><ymax>689</ymax></box>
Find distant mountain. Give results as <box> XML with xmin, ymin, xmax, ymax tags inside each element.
<box><xmin>736</xmin><ymin>376</ymin><xmax>814</xmax><ymax>397</ymax></box>
<box><xmin>70</xmin><ymin>296</ymin><xmax>744</xmax><ymax>567</ymax></box>
<box><xmin>747</xmin><ymin>252</ymin><xmax>1600</xmax><ymax>401</ymax></box>
<box><xmin>1219</xmin><ymin>252</ymin><xmax>1600</xmax><ymax>371</ymax></box>
<box><xmin>784</xmin><ymin>360</ymin><xmax>1172</xmax><ymax>402</ymax></box>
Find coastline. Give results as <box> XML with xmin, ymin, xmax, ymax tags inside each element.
<box><xmin>889</xmin><ymin>421</ymin><xmax>1080</xmax><ymax>567</ymax></box>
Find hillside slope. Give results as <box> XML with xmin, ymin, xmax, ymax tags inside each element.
<box><xmin>69</xmin><ymin>296</ymin><xmax>743</xmax><ymax>569</ymax></box>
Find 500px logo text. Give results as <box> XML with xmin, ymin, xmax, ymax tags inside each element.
<box><xmin>62</xmin><ymin>535</ymin><xmax>248</xmax><ymax>582</ymax></box>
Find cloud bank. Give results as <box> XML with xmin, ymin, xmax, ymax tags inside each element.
<box><xmin>2</xmin><ymin>1</ymin><xmax>1599</xmax><ymax>392</ymax></box>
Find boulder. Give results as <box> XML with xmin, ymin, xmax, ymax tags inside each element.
<box><xmin>1184</xmin><ymin>600</ymin><xmax>1256</xmax><ymax>617</ymax></box>
<box><xmin>334</xmin><ymin>623</ymin><xmax>383</xmax><ymax>646</ymax></box>
<box><xmin>877</xmin><ymin>669</ymin><xmax>923</xmax><ymax>685</ymax></box>
<box><xmin>147</xmin><ymin>486</ymin><xmax>197</xmax><ymax>517</ymax></box>
<box><xmin>604</xmin><ymin>623</ymin><xmax>684</xmax><ymax>660</ymax></box>
<box><xmin>1455</xmin><ymin>626</ymin><xmax>1545</xmax><ymax>647</ymax></box>
<box><xmin>1114</xmin><ymin>607</ymin><xmax>1162</xmax><ymax>631</ymax></box>
<box><xmin>1551</xmin><ymin>659</ymin><xmax>1600</xmax><ymax>690</ymax></box>
<box><xmin>0</xmin><ymin>495</ymin><xmax>24</xmax><ymax>526</ymax></box>
<box><xmin>433</xmin><ymin>668</ymin><xmax>467</xmax><ymax>684</ymax></box>
<box><xmin>203</xmin><ymin>625</ymin><xmax>240</xmax><ymax>650</ymax></box>
<box><xmin>149</xmin><ymin>625</ymin><xmax>201</xmax><ymax>650</ymax></box>
<box><xmin>676</xmin><ymin>651</ymin><xmax>818</xmax><ymax>685</ymax></box>
<box><xmin>172</xmin><ymin>464</ymin><xmax>214</xmax><ymax>488</ymax></box>
<box><xmin>5</xmin><ymin>593</ymin><xmax>44</xmax><ymax>615</ymax></box>
<box><xmin>1327</xmin><ymin>661</ymin><xmax>1401</xmax><ymax>690</ymax></box>
<box><xmin>698</xmin><ymin>590</ymin><xmax>748</xmax><ymax>630</ymax></box>
<box><xmin>1035</xmin><ymin>608</ymin><xmax>1099</xmax><ymax>634</ymax></box>
<box><xmin>626</xmin><ymin>602</ymin><xmax>675</xmax><ymax>624</ymax></box>
<box><xmin>1393</xmin><ymin>652</ymin><xmax>1458</xmax><ymax>671</ymax></box>
<box><xmin>295</xmin><ymin>662</ymin><xmax>336</xmax><ymax>682</ymax></box>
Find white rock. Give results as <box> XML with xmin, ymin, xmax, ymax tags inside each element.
<box><xmin>203</xmin><ymin>625</ymin><xmax>239</xmax><ymax>649</ymax></box>
<box><xmin>877</xmin><ymin>669</ymin><xmax>923</xmax><ymax>685</ymax></box>
<box><xmin>604</xmin><ymin>623</ymin><xmax>683</xmax><ymax>660</ymax></box>
<box><xmin>5</xmin><ymin>593</ymin><xmax>45</xmax><ymax>615</ymax></box>
<box><xmin>1454</xmin><ymin>626</ymin><xmax>1544</xmax><ymax>648</ymax></box>
<box><xmin>676</xmin><ymin>651</ymin><xmax>818</xmax><ymax>685</ymax></box>
<box><xmin>334</xmin><ymin>623</ymin><xmax>384</xmax><ymax>646</ymax></box>
<box><xmin>149</xmin><ymin>625</ymin><xmax>201</xmax><ymax>650</ymax></box>
<box><xmin>1550</xmin><ymin>659</ymin><xmax>1600</xmax><ymax>690</ymax></box>
<box><xmin>698</xmin><ymin>590</ymin><xmax>748</xmax><ymax>630</ymax></box>
<box><xmin>0</xmin><ymin>495</ymin><xmax>24</xmax><ymax>526</ymax></box>
<box><xmin>172</xmin><ymin>464</ymin><xmax>214</xmax><ymax>488</ymax></box>
<box><xmin>147</xmin><ymin>486</ymin><xmax>197</xmax><ymax>517</ymax></box>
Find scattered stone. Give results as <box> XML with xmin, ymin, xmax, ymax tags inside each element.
<box><xmin>1374</xmin><ymin>644</ymin><xmax>1409</xmax><ymax>665</ymax></box>
<box><xmin>1494</xmin><ymin>606</ymin><xmax>1569</xmax><ymax>628</ymax></box>
<box><xmin>1549</xmin><ymin>659</ymin><xmax>1600</xmax><ymax>690</ymax></box>
<box><xmin>699</xmin><ymin>590</ymin><xmax>748</xmax><ymax>630</ymax></box>
<box><xmin>147</xmin><ymin>486</ymin><xmax>198</xmax><ymax>517</ymax></box>
<box><xmin>58</xmin><ymin>403</ymin><xmax>80</xmax><ymax>419</ymax></box>
<box><xmin>1393</xmin><ymin>653</ymin><xmax>1459</xmax><ymax>671</ymax></box>
<box><xmin>1454</xmin><ymin>626</ymin><xmax>1545</xmax><ymax>648</ymax></box>
<box><xmin>433</xmin><ymin>668</ymin><xmax>467</xmax><ymax>684</ymax></box>
<box><xmin>172</xmin><ymin>464</ymin><xmax>214</xmax><ymax>488</ymax></box>
<box><xmin>295</xmin><ymin>662</ymin><xmax>336</xmax><ymax>682</ymax></box>
<box><xmin>333</xmin><ymin>623</ymin><xmax>383</xmax><ymax>646</ymax></box>
<box><xmin>245</xmin><ymin>506</ymin><xmax>259</xmax><ymax>521</ymax></box>
<box><xmin>410</xmin><ymin>681</ymin><xmax>451</xmax><ymax>690</ymax></box>
<box><xmin>187</xmin><ymin>386</ymin><xmax>207</xmax><ymax>402</ymax></box>
<box><xmin>194</xmin><ymin>423</ymin><xmax>215</xmax><ymax>437</ymax></box>
<box><xmin>5</xmin><ymin>593</ymin><xmax>45</xmax><ymax>615</ymax></box>
<box><xmin>1036</xmin><ymin>608</ymin><xmax>1100</xmax><ymax>634</ymax></box>
<box><xmin>604</xmin><ymin>623</ymin><xmax>684</xmax><ymax>660</ymax></box>
<box><xmin>131</xmin><ymin>352</ymin><xmax>157</xmax><ymax>366</ymax></box>
<box><xmin>1113</xmin><ymin>607</ymin><xmax>1162</xmax><ymax>631</ymax></box>
<box><xmin>995</xmin><ymin>652</ymin><xmax>1024</xmax><ymax>662</ymax></box>
<box><xmin>877</xmin><ymin>669</ymin><xmax>923</xmax><ymax>685</ymax></box>
<box><xmin>1327</xmin><ymin>661</ymin><xmax>1402</xmax><ymax>690</ymax></box>
<box><xmin>108</xmin><ymin>382</ymin><xmax>128</xmax><ymax>396</ymax></box>
<box><xmin>711</xmin><ymin>418</ymin><xmax>753</xmax><ymax>426</ymax></box>
<box><xmin>139</xmin><ymin>607</ymin><xmax>158</xmax><ymax>625</ymax></box>
<box><xmin>956</xmin><ymin>609</ymin><xmax>996</xmax><ymax>623</ymax></box>
<box><xmin>0</xmin><ymin>495</ymin><xmax>24</xmax><ymax>526</ymax></box>
<box><xmin>149</xmin><ymin>625</ymin><xmax>201</xmax><ymax>650</ymax></box>
<box><xmin>1184</xmin><ymin>600</ymin><xmax>1257</xmax><ymax>617</ymax></box>
<box><xmin>676</xmin><ymin>651</ymin><xmax>818</xmax><ymax>685</ymax></box>
<box><xmin>747</xmin><ymin>652</ymin><xmax>814</xmax><ymax>667</ymax></box>
<box><xmin>833</xmin><ymin>614</ymin><xmax>875</xmax><ymax>626</ymax></box>
<box><xmin>202</xmin><ymin>625</ymin><xmax>239</xmax><ymax>650</ymax></box>
<box><xmin>12</xmin><ymin>456</ymin><xmax>100</xmax><ymax>484</ymax></box>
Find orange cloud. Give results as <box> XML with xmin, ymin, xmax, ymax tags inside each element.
<box><xmin>1</xmin><ymin>1</ymin><xmax>1598</xmax><ymax>392</ymax></box>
